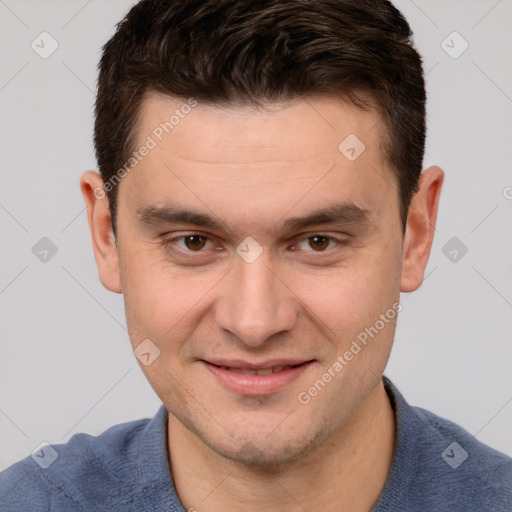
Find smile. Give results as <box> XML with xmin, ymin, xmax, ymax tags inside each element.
<box><xmin>202</xmin><ymin>360</ymin><xmax>314</xmax><ymax>395</ymax></box>
<box><xmin>215</xmin><ymin>364</ymin><xmax>302</xmax><ymax>375</ymax></box>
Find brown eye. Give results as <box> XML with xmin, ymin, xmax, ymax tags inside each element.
<box><xmin>184</xmin><ymin>235</ymin><xmax>208</xmax><ymax>251</ymax></box>
<box><xmin>308</xmin><ymin>235</ymin><xmax>330</xmax><ymax>251</ymax></box>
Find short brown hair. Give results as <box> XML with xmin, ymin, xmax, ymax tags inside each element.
<box><xmin>94</xmin><ymin>0</ymin><xmax>426</xmax><ymax>233</ymax></box>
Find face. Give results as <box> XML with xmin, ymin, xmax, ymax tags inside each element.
<box><xmin>83</xmin><ymin>93</ymin><xmax>439</xmax><ymax>466</ymax></box>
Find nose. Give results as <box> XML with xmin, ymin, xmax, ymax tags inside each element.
<box><xmin>214</xmin><ymin>251</ymin><xmax>298</xmax><ymax>348</ymax></box>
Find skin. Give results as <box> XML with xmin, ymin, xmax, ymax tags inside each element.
<box><xmin>81</xmin><ymin>93</ymin><xmax>443</xmax><ymax>511</ymax></box>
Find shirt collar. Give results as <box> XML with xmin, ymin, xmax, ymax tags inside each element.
<box><xmin>136</xmin><ymin>376</ymin><xmax>420</xmax><ymax>511</ymax></box>
<box><xmin>371</xmin><ymin>376</ymin><xmax>422</xmax><ymax>509</ymax></box>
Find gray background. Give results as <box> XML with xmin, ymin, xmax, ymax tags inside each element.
<box><xmin>1</xmin><ymin>0</ymin><xmax>511</xmax><ymax>471</ymax></box>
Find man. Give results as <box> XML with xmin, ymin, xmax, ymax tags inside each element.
<box><xmin>1</xmin><ymin>0</ymin><xmax>510</xmax><ymax>510</ymax></box>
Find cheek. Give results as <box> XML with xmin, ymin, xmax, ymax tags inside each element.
<box><xmin>303</xmin><ymin>252</ymin><xmax>399</xmax><ymax>320</ymax></box>
<box><xmin>120</xmin><ymin>251</ymin><xmax>219</xmax><ymax>349</ymax></box>
<box><xmin>119</xmin><ymin>223</ymin><xmax>402</xmax><ymax>355</ymax></box>
<box><xmin>291</xmin><ymin>243</ymin><xmax>401</xmax><ymax>355</ymax></box>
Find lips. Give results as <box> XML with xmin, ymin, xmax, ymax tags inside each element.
<box><xmin>214</xmin><ymin>364</ymin><xmax>302</xmax><ymax>376</ymax></box>
<box><xmin>202</xmin><ymin>359</ymin><xmax>314</xmax><ymax>395</ymax></box>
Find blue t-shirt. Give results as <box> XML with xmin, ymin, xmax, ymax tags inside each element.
<box><xmin>1</xmin><ymin>377</ymin><xmax>511</xmax><ymax>511</ymax></box>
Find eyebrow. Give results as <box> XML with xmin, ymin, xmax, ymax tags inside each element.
<box><xmin>137</xmin><ymin>202</ymin><xmax>370</xmax><ymax>234</ymax></box>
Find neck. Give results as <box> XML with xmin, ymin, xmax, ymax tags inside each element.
<box><xmin>167</xmin><ymin>380</ymin><xmax>395</xmax><ymax>512</ymax></box>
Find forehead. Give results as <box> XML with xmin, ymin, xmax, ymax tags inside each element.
<box><xmin>134</xmin><ymin>93</ymin><xmax>382</xmax><ymax>166</ymax></box>
<box><xmin>120</xmin><ymin>93</ymin><xmax>397</xmax><ymax>230</ymax></box>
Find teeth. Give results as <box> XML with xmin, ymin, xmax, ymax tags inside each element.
<box><xmin>225</xmin><ymin>367</ymin><xmax>256</xmax><ymax>375</ymax></box>
<box><xmin>239</xmin><ymin>368</ymin><xmax>257</xmax><ymax>375</ymax></box>
<box><xmin>255</xmin><ymin>368</ymin><xmax>273</xmax><ymax>376</ymax></box>
<box><xmin>219</xmin><ymin>364</ymin><xmax>296</xmax><ymax>375</ymax></box>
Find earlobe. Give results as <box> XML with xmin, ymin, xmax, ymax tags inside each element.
<box><xmin>80</xmin><ymin>171</ymin><xmax>122</xmax><ymax>293</ymax></box>
<box><xmin>400</xmin><ymin>166</ymin><xmax>444</xmax><ymax>293</ymax></box>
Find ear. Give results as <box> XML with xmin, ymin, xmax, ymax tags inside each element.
<box><xmin>400</xmin><ymin>166</ymin><xmax>444</xmax><ymax>292</ymax></box>
<box><xmin>80</xmin><ymin>171</ymin><xmax>122</xmax><ymax>293</ymax></box>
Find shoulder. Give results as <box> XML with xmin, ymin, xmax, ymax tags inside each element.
<box><xmin>0</xmin><ymin>414</ymin><xmax>155</xmax><ymax>512</ymax></box>
<box><xmin>412</xmin><ymin>407</ymin><xmax>512</xmax><ymax>492</ymax></box>
<box><xmin>413</xmin><ymin>405</ymin><xmax>512</xmax><ymax>506</ymax></box>
<box><xmin>378</xmin><ymin>378</ymin><xmax>512</xmax><ymax>512</ymax></box>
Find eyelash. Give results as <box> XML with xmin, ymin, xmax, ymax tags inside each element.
<box><xmin>162</xmin><ymin>233</ymin><xmax>347</xmax><ymax>255</ymax></box>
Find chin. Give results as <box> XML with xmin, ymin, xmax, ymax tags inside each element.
<box><xmin>198</xmin><ymin>418</ymin><xmax>334</xmax><ymax>469</ymax></box>
<box><xmin>166</xmin><ymin>390</ymin><xmax>344</xmax><ymax>468</ymax></box>
<box><xmin>209</xmin><ymin>437</ymin><xmax>306</xmax><ymax>468</ymax></box>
